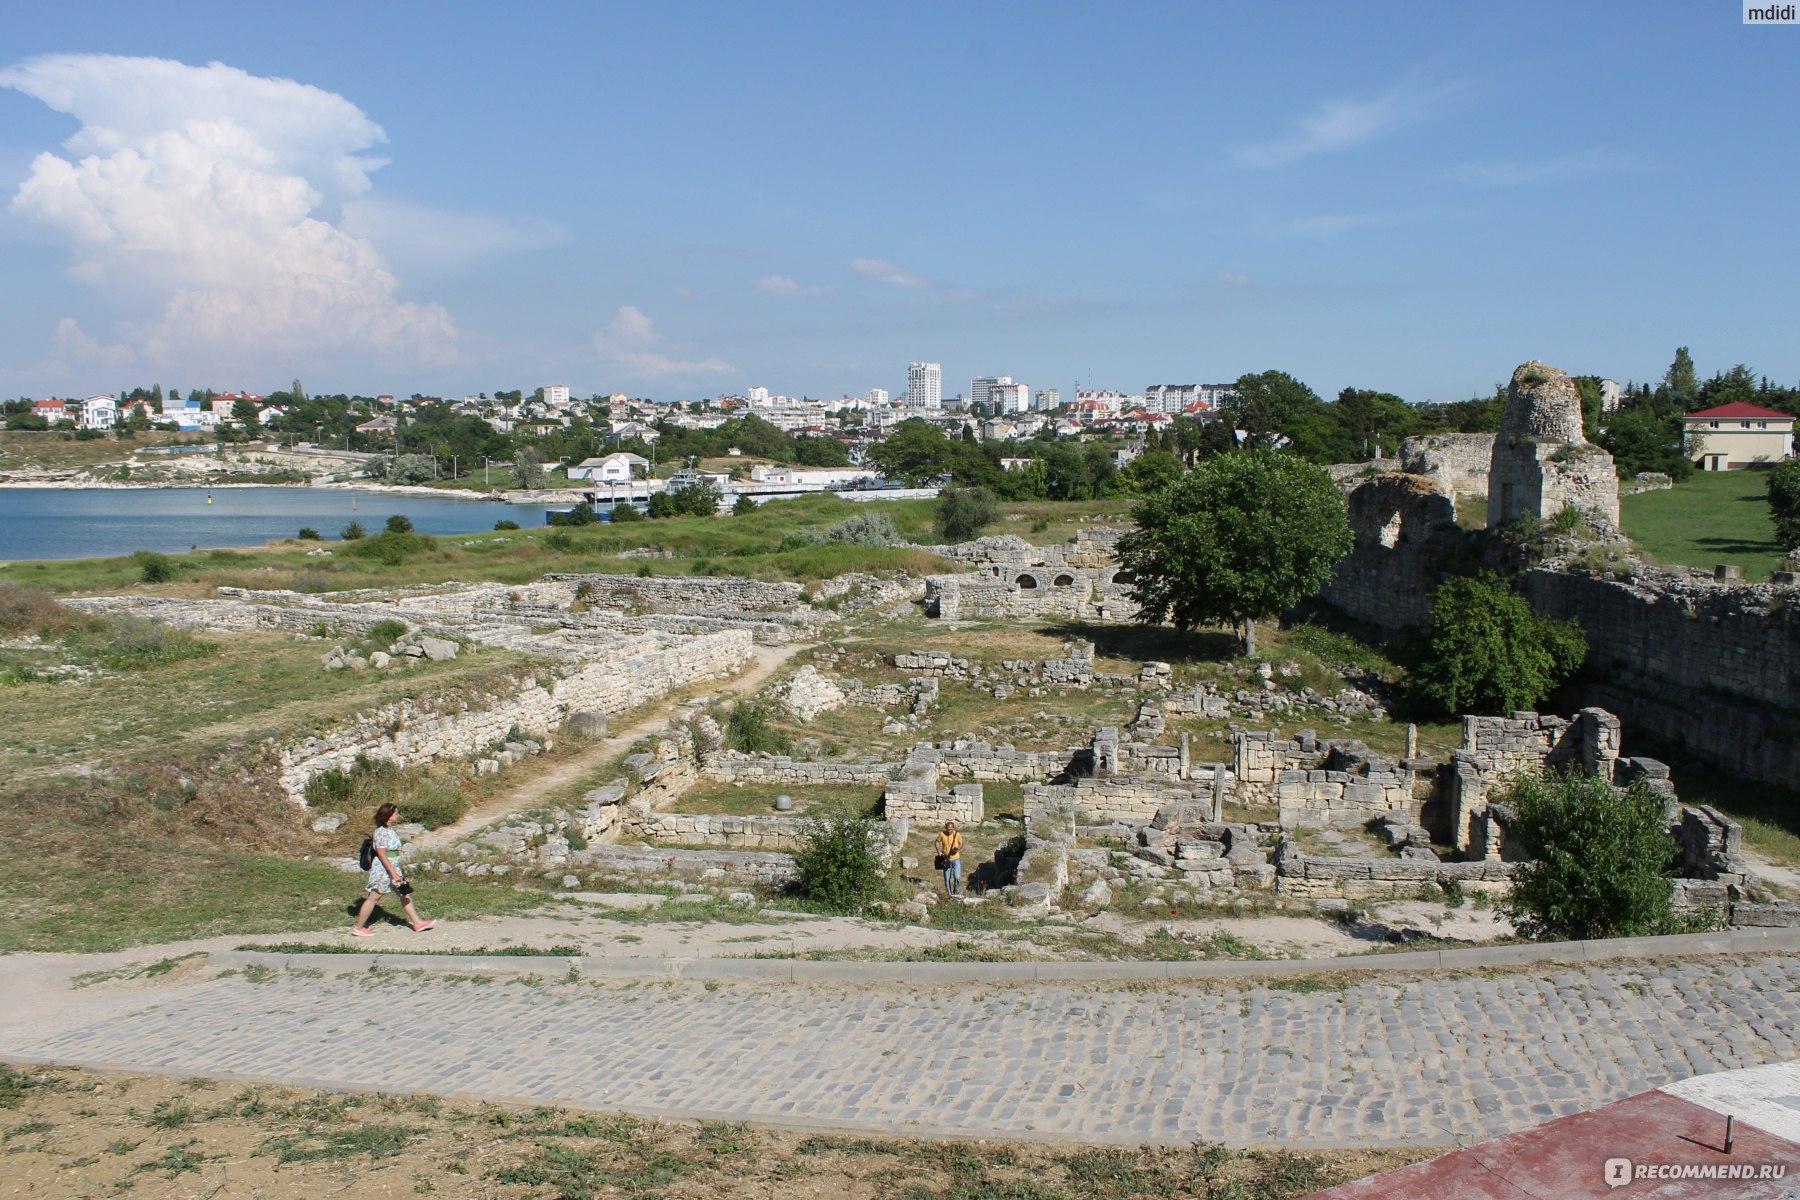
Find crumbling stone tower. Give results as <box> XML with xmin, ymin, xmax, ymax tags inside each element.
<box><xmin>1487</xmin><ymin>360</ymin><xmax>1620</xmax><ymax>529</ymax></box>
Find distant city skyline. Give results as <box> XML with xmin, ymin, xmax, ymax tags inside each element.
<box><xmin>2</xmin><ymin>3</ymin><xmax>1796</xmax><ymax>405</ymax></box>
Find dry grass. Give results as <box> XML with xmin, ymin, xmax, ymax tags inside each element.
<box><xmin>0</xmin><ymin>1066</ymin><xmax>1425</xmax><ymax>1199</ymax></box>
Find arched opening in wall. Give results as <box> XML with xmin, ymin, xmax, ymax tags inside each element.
<box><xmin>1016</xmin><ymin>574</ymin><xmax>1038</xmax><ymax>590</ymax></box>
<box><xmin>1111</xmin><ymin>571</ymin><xmax>1135</xmax><ymax>587</ymax></box>
<box><xmin>1053</xmin><ymin>574</ymin><xmax>1076</xmax><ymax>587</ymax></box>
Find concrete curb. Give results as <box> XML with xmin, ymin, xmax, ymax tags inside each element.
<box><xmin>211</xmin><ymin>926</ymin><xmax>1800</xmax><ymax>985</ymax></box>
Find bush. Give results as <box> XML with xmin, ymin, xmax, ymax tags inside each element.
<box><xmin>544</xmin><ymin>529</ymin><xmax>575</xmax><ymax>553</ymax></box>
<box><xmin>724</xmin><ymin>700</ymin><xmax>792</xmax><ymax>755</ymax></box>
<box><xmin>383</xmin><ymin>514</ymin><xmax>414</xmax><ymax>535</ymax></box>
<box><xmin>340</xmin><ymin>521</ymin><xmax>366</xmax><ymax>540</ymax></box>
<box><xmin>493</xmin><ymin>519</ymin><xmax>520</xmax><ymax>531</ymax></box>
<box><xmin>92</xmin><ymin>616</ymin><xmax>218</xmax><ymax>669</ymax></box>
<box><xmin>645</xmin><ymin>492</ymin><xmax>677</xmax><ymax>519</ymax></box>
<box><xmin>793</xmin><ymin>815</ymin><xmax>885</xmax><ymax>912</ymax></box>
<box><xmin>548</xmin><ymin>501</ymin><xmax>596</xmax><ymax>527</ymax></box>
<box><xmin>607</xmin><ymin>503</ymin><xmax>643</xmax><ymax>523</ymax></box>
<box><xmin>134</xmin><ymin>550</ymin><xmax>177</xmax><ymax>584</ymax></box>
<box><xmin>297</xmin><ymin>527</ymin><xmax>321</xmax><ymax>541</ymax></box>
<box><xmin>733</xmin><ymin>493</ymin><xmax>757</xmax><ymax>516</ymax></box>
<box><xmin>1411</xmin><ymin>573</ymin><xmax>1587</xmax><ymax>717</ymax></box>
<box><xmin>1501</xmin><ymin>773</ymin><xmax>1684</xmax><ymax>941</ymax></box>
<box><xmin>670</xmin><ymin>479</ymin><xmax>723</xmax><ymax>517</ymax></box>
<box><xmin>1769</xmin><ymin>459</ymin><xmax>1800</xmax><ymax>552</ymax></box>
<box><xmin>935</xmin><ymin>486</ymin><xmax>1000</xmax><ymax>543</ymax></box>
<box><xmin>364</xmin><ymin>618</ymin><xmax>408</xmax><ymax>646</ymax></box>
<box><xmin>0</xmin><ymin>584</ymin><xmax>87</xmax><ymax>638</ymax></box>
<box><xmin>341</xmin><ymin>531</ymin><xmax>437</xmax><ymax>566</ymax></box>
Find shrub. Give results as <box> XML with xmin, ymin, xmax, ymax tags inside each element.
<box><xmin>1410</xmin><ymin>573</ymin><xmax>1587</xmax><ymax>717</ymax></box>
<box><xmin>793</xmin><ymin>815</ymin><xmax>885</xmax><ymax>912</ymax></box>
<box><xmin>340</xmin><ymin>521</ymin><xmax>366</xmax><ymax>541</ymax></box>
<box><xmin>724</xmin><ymin>700</ymin><xmax>792</xmax><ymax>755</ymax></box>
<box><xmin>297</xmin><ymin>527</ymin><xmax>322</xmax><ymax>540</ymax></box>
<box><xmin>364</xmin><ymin>619</ymin><xmax>408</xmax><ymax>646</ymax></box>
<box><xmin>935</xmin><ymin>486</ymin><xmax>1000</xmax><ymax>543</ymax></box>
<box><xmin>341</xmin><ymin>531</ymin><xmax>437</xmax><ymax>566</ymax></box>
<box><xmin>383</xmin><ymin>514</ymin><xmax>414</xmax><ymax>535</ymax></box>
<box><xmin>0</xmin><ymin>585</ymin><xmax>86</xmax><ymax>638</ymax></box>
<box><xmin>134</xmin><ymin>550</ymin><xmax>177</xmax><ymax>584</ymax></box>
<box><xmin>608</xmin><ymin>503</ymin><xmax>643</xmax><ymax>523</ymax></box>
<box><xmin>635</xmin><ymin>563</ymin><xmax>654</xmax><ymax>578</ymax></box>
<box><xmin>733</xmin><ymin>493</ymin><xmax>757</xmax><ymax>516</ymax></box>
<box><xmin>1769</xmin><ymin>459</ymin><xmax>1800</xmax><ymax>552</ymax></box>
<box><xmin>544</xmin><ymin>529</ymin><xmax>575</xmax><ymax>553</ymax></box>
<box><xmin>93</xmin><ymin>617</ymin><xmax>218</xmax><ymax>669</ymax></box>
<box><xmin>1501</xmin><ymin>773</ymin><xmax>1684</xmax><ymax>941</ymax></box>
<box><xmin>493</xmin><ymin>519</ymin><xmax>520</xmax><ymax>531</ymax></box>
<box><xmin>645</xmin><ymin>492</ymin><xmax>677</xmax><ymax>519</ymax></box>
<box><xmin>548</xmin><ymin>502</ymin><xmax>596</xmax><ymax>527</ymax></box>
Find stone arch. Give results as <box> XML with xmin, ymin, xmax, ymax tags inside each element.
<box><xmin>1015</xmin><ymin>573</ymin><xmax>1039</xmax><ymax>590</ymax></box>
<box><xmin>1109</xmin><ymin>569</ymin><xmax>1136</xmax><ymax>587</ymax></box>
<box><xmin>1053</xmin><ymin>573</ymin><xmax>1076</xmax><ymax>587</ymax></box>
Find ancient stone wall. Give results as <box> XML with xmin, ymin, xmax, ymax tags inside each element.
<box><xmin>1272</xmin><ymin>844</ymin><xmax>1516</xmax><ymax>901</ymax></box>
<box><xmin>924</xmin><ymin>530</ymin><xmax>1139</xmax><ymax>622</ymax></box>
<box><xmin>699</xmin><ymin>753</ymin><xmax>892</xmax><ymax>788</ymax></box>
<box><xmin>1025</xmin><ymin>779</ymin><xmax>1201</xmax><ymax>826</ymax></box>
<box><xmin>276</xmin><ymin>629</ymin><xmax>753</xmax><ymax>802</ymax></box>
<box><xmin>1520</xmin><ymin>568</ymin><xmax>1800</xmax><ymax>787</ymax></box>
<box><xmin>1399</xmin><ymin>433</ymin><xmax>1494</xmax><ymax>503</ymax></box>
<box><xmin>1232</xmin><ymin>731</ymin><xmax>1413</xmax><ymax>826</ymax></box>
<box><xmin>1317</xmin><ymin>473</ymin><xmax>1470</xmax><ymax>634</ymax></box>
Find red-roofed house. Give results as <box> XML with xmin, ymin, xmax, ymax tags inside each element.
<box><xmin>32</xmin><ymin>398</ymin><xmax>68</xmax><ymax>421</ymax></box>
<box><xmin>1684</xmin><ymin>401</ymin><xmax>1794</xmax><ymax>471</ymax></box>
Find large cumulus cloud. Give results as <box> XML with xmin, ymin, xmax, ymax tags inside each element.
<box><xmin>0</xmin><ymin>53</ymin><xmax>456</xmax><ymax>371</ymax></box>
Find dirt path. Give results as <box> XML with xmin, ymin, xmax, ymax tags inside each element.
<box><xmin>413</xmin><ymin>640</ymin><xmax>814</xmax><ymax>851</ymax></box>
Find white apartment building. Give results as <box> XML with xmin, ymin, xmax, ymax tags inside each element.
<box><xmin>746</xmin><ymin>386</ymin><xmax>771</xmax><ymax>405</ymax></box>
<box><xmin>543</xmin><ymin>384</ymin><xmax>571</xmax><ymax>405</ymax></box>
<box><xmin>1144</xmin><ymin>383</ymin><xmax>1235</xmax><ymax>414</ymax></box>
<box><xmin>1033</xmin><ymin>388</ymin><xmax>1061</xmax><ymax>412</ymax></box>
<box><xmin>970</xmin><ymin>375</ymin><xmax>1030</xmax><ymax>415</ymax></box>
<box><xmin>865</xmin><ymin>388</ymin><xmax>889</xmax><ymax>405</ymax></box>
<box><xmin>79</xmin><ymin>395</ymin><xmax>118</xmax><ymax>430</ymax></box>
<box><xmin>906</xmin><ymin>362</ymin><xmax>942</xmax><ymax>409</ymax></box>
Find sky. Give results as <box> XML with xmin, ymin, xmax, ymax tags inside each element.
<box><xmin>1</xmin><ymin>2</ymin><xmax>1797</xmax><ymax>406</ymax></box>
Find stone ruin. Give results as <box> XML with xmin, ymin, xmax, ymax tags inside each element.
<box><xmin>924</xmin><ymin>529</ymin><xmax>1140</xmax><ymax>622</ymax></box>
<box><xmin>1488</xmin><ymin>360</ymin><xmax>1620</xmax><ymax>531</ymax></box>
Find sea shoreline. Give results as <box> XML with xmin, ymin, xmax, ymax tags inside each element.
<box><xmin>0</xmin><ymin>479</ymin><xmax>571</xmax><ymax>503</ymax></box>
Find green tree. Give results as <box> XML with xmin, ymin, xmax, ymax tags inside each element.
<box><xmin>513</xmin><ymin>449</ymin><xmax>546</xmax><ymax>489</ymax></box>
<box><xmin>1116</xmin><ymin>450</ymin><xmax>1184</xmax><ymax>495</ymax></box>
<box><xmin>935</xmin><ymin>486</ymin><xmax>1000</xmax><ymax>543</ymax></box>
<box><xmin>340</xmin><ymin>521</ymin><xmax>365</xmax><ymax>540</ymax></box>
<box><xmin>230</xmin><ymin>397</ymin><xmax>260</xmax><ymax>428</ymax></box>
<box><xmin>866</xmin><ymin>419</ymin><xmax>953</xmax><ymax>485</ymax></box>
<box><xmin>1116</xmin><ymin>449</ymin><xmax>1352</xmax><ymax>654</ymax></box>
<box><xmin>1663</xmin><ymin>346</ymin><xmax>1697</xmax><ymax>403</ymax></box>
<box><xmin>1411</xmin><ymin>574</ymin><xmax>1587</xmax><ymax>717</ymax></box>
<box><xmin>733</xmin><ymin>492</ymin><xmax>757</xmax><ymax>515</ymax></box>
<box><xmin>384</xmin><ymin>514</ymin><xmax>414</xmax><ymax>535</ymax></box>
<box><xmin>1501</xmin><ymin>774</ymin><xmax>1682</xmax><ymax>942</ymax></box>
<box><xmin>793</xmin><ymin>435</ymin><xmax>850</xmax><ymax>467</ymax></box>
<box><xmin>1220</xmin><ymin>371</ymin><xmax>1323</xmax><ymax>451</ymax></box>
<box><xmin>724</xmin><ymin>700</ymin><xmax>791</xmax><ymax>754</ymax></box>
<box><xmin>670</xmin><ymin>478</ymin><xmax>723</xmax><ymax>516</ymax></box>
<box><xmin>1768</xmin><ymin>458</ymin><xmax>1800</xmax><ymax>552</ymax></box>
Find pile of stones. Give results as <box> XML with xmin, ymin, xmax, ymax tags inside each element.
<box><xmin>322</xmin><ymin>634</ymin><xmax>460</xmax><ymax>671</ymax></box>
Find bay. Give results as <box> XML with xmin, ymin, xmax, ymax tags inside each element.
<box><xmin>0</xmin><ymin>487</ymin><xmax>553</xmax><ymax>561</ymax></box>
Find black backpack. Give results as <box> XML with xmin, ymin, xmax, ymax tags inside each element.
<box><xmin>358</xmin><ymin>836</ymin><xmax>375</xmax><ymax>871</ymax></box>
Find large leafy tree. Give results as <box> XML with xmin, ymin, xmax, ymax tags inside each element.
<box><xmin>1117</xmin><ymin>449</ymin><xmax>1351</xmax><ymax>654</ymax></box>
<box><xmin>1411</xmin><ymin>573</ymin><xmax>1587</xmax><ymax>717</ymax></box>
<box><xmin>1502</xmin><ymin>774</ymin><xmax>1682</xmax><ymax>942</ymax></box>
<box><xmin>1220</xmin><ymin>370</ymin><xmax>1323</xmax><ymax>451</ymax></box>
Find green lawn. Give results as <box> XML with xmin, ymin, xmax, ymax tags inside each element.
<box><xmin>1621</xmin><ymin>469</ymin><xmax>1786</xmax><ymax>580</ymax></box>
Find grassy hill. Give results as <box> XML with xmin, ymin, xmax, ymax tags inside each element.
<box><xmin>1620</xmin><ymin>468</ymin><xmax>1787</xmax><ymax>580</ymax></box>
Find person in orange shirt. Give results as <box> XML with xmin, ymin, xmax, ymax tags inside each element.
<box><xmin>934</xmin><ymin>820</ymin><xmax>964</xmax><ymax>897</ymax></box>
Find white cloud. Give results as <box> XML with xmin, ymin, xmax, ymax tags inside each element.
<box><xmin>755</xmin><ymin>274</ymin><xmax>823</xmax><ymax>296</ymax></box>
<box><xmin>593</xmin><ymin>305</ymin><xmax>731</xmax><ymax>378</ymax></box>
<box><xmin>1229</xmin><ymin>80</ymin><xmax>1463</xmax><ymax>169</ymax></box>
<box><xmin>1445</xmin><ymin>149</ymin><xmax>1651</xmax><ymax>187</ymax></box>
<box><xmin>0</xmin><ymin>53</ymin><xmax>456</xmax><ymax>370</ymax></box>
<box><xmin>850</xmin><ymin>257</ymin><xmax>930</xmax><ymax>289</ymax></box>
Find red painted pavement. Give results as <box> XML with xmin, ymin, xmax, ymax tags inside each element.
<box><xmin>1307</xmin><ymin>1088</ymin><xmax>1800</xmax><ymax>1199</ymax></box>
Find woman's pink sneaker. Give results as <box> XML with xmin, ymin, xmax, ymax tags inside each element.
<box><xmin>350</xmin><ymin>927</ymin><xmax>374</xmax><ymax>937</ymax></box>
<box><xmin>410</xmin><ymin>920</ymin><xmax>435</xmax><ymax>932</ymax></box>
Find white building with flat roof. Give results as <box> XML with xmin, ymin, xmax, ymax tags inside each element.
<box><xmin>906</xmin><ymin>362</ymin><xmax>942</xmax><ymax>409</ymax></box>
<box><xmin>865</xmin><ymin>388</ymin><xmax>889</xmax><ymax>405</ymax></box>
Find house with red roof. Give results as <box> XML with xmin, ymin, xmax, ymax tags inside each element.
<box><xmin>1683</xmin><ymin>401</ymin><xmax>1795</xmax><ymax>471</ymax></box>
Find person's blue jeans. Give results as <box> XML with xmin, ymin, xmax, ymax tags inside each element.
<box><xmin>943</xmin><ymin>857</ymin><xmax>961</xmax><ymax>895</ymax></box>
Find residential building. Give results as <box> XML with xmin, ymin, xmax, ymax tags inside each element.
<box><xmin>865</xmin><ymin>388</ymin><xmax>889</xmax><ymax>405</ymax></box>
<box><xmin>972</xmin><ymin>375</ymin><xmax>1029</xmax><ymax>415</ymax></box>
<box><xmin>1684</xmin><ymin>402</ymin><xmax>1795</xmax><ymax>470</ymax></box>
<box><xmin>607</xmin><ymin>421</ymin><xmax>661</xmax><ymax>446</ymax></box>
<box><xmin>1144</xmin><ymin>383</ymin><xmax>1234</xmax><ymax>414</ymax></box>
<box><xmin>32</xmin><ymin>398</ymin><xmax>68</xmax><ymax>422</ymax></box>
<box><xmin>746</xmin><ymin>386</ymin><xmax>771</xmax><ymax>405</ymax></box>
<box><xmin>543</xmin><ymin>384</ymin><xmax>570</xmax><ymax>405</ymax></box>
<box><xmin>356</xmin><ymin>415</ymin><xmax>399</xmax><ymax>437</ymax></box>
<box><xmin>568</xmin><ymin>452</ymin><xmax>650</xmax><ymax>483</ymax></box>
<box><xmin>906</xmin><ymin>362</ymin><xmax>942</xmax><ymax>410</ymax></box>
<box><xmin>79</xmin><ymin>395</ymin><xmax>118</xmax><ymax>430</ymax></box>
<box><xmin>1033</xmin><ymin>388</ymin><xmax>1061</xmax><ymax>412</ymax></box>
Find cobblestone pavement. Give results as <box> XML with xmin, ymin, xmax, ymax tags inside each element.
<box><xmin>7</xmin><ymin>955</ymin><xmax>1800</xmax><ymax>1148</ymax></box>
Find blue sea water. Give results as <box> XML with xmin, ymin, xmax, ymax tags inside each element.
<box><xmin>0</xmin><ymin>487</ymin><xmax>553</xmax><ymax>561</ymax></box>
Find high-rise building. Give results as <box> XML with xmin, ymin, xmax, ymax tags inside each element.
<box><xmin>865</xmin><ymin>388</ymin><xmax>889</xmax><ymax>406</ymax></box>
<box><xmin>971</xmin><ymin>375</ymin><xmax>1030</xmax><ymax>415</ymax></box>
<box><xmin>1033</xmin><ymin>388</ymin><xmax>1061</xmax><ymax>412</ymax></box>
<box><xmin>906</xmin><ymin>362</ymin><xmax>942</xmax><ymax>409</ymax></box>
